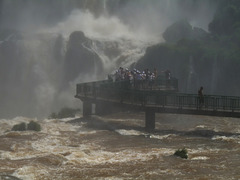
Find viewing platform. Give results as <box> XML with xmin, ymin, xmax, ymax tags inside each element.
<box><xmin>75</xmin><ymin>78</ymin><xmax>240</xmax><ymax>131</ymax></box>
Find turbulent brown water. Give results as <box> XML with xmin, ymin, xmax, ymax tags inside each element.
<box><xmin>0</xmin><ymin>112</ymin><xmax>240</xmax><ymax>179</ymax></box>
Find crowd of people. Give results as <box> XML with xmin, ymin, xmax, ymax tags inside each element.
<box><xmin>108</xmin><ymin>67</ymin><xmax>172</xmax><ymax>89</ymax></box>
<box><xmin>110</xmin><ymin>67</ymin><xmax>171</xmax><ymax>82</ymax></box>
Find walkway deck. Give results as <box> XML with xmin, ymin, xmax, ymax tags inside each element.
<box><xmin>75</xmin><ymin>79</ymin><xmax>240</xmax><ymax>131</ymax></box>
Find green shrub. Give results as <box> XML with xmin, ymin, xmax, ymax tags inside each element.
<box><xmin>11</xmin><ymin>121</ymin><xmax>41</xmax><ymax>132</ymax></box>
<box><xmin>27</xmin><ymin>121</ymin><xmax>41</xmax><ymax>131</ymax></box>
<box><xmin>174</xmin><ymin>148</ymin><xmax>188</xmax><ymax>159</ymax></box>
<box><xmin>11</xmin><ymin>122</ymin><xmax>26</xmax><ymax>131</ymax></box>
<box><xmin>49</xmin><ymin>107</ymin><xmax>80</xmax><ymax>119</ymax></box>
<box><xmin>57</xmin><ymin>107</ymin><xmax>76</xmax><ymax>118</ymax></box>
<box><xmin>49</xmin><ymin>112</ymin><xmax>57</xmax><ymax>119</ymax></box>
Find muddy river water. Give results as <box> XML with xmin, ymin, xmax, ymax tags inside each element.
<box><xmin>0</xmin><ymin>112</ymin><xmax>240</xmax><ymax>179</ymax></box>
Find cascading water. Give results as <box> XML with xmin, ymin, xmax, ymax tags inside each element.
<box><xmin>103</xmin><ymin>0</ymin><xmax>108</xmax><ymax>14</ymax></box>
<box><xmin>89</xmin><ymin>37</ymin><xmax>152</xmax><ymax>73</ymax></box>
<box><xmin>210</xmin><ymin>54</ymin><xmax>220</xmax><ymax>94</ymax></box>
<box><xmin>186</xmin><ymin>56</ymin><xmax>197</xmax><ymax>93</ymax></box>
<box><xmin>0</xmin><ymin>32</ymin><xmax>69</xmax><ymax>118</ymax></box>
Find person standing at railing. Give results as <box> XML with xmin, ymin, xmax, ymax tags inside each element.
<box><xmin>153</xmin><ymin>68</ymin><xmax>158</xmax><ymax>88</ymax></box>
<box><xmin>165</xmin><ymin>69</ymin><xmax>171</xmax><ymax>89</ymax></box>
<box><xmin>198</xmin><ymin>86</ymin><xmax>204</xmax><ymax>109</ymax></box>
<box><xmin>149</xmin><ymin>73</ymin><xmax>155</xmax><ymax>89</ymax></box>
<box><xmin>154</xmin><ymin>68</ymin><xmax>158</xmax><ymax>78</ymax></box>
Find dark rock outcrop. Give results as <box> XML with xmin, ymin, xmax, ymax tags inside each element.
<box><xmin>64</xmin><ymin>31</ymin><xmax>103</xmax><ymax>82</ymax></box>
<box><xmin>133</xmin><ymin>16</ymin><xmax>240</xmax><ymax>95</ymax></box>
<box><xmin>162</xmin><ymin>20</ymin><xmax>208</xmax><ymax>43</ymax></box>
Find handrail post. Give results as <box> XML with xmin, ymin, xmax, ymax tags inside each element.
<box><xmin>92</xmin><ymin>82</ymin><xmax>96</xmax><ymax>99</ymax></box>
<box><xmin>231</xmin><ymin>98</ymin><xmax>235</xmax><ymax>112</ymax></box>
<box><xmin>213</xmin><ymin>97</ymin><xmax>217</xmax><ymax>111</ymax></box>
<box><xmin>178</xmin><ymin>96</ymin><xmax>182</xmax><ymax>109</ymax></box>
<box><xmin>196</xmin><ymin>96</ymin><xmax>199</xmax><ymax>109</ymax></box>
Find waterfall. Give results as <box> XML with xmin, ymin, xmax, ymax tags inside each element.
<box><xmin>210</xmin><ymin>54</ymin><xmax>219</xmax><ymax>94</ymax></box>
<box><xmin>0</xmin><ymin>32</ymin><xmax>67</xmax><ymax>118</ymax></box>
<box><xmin>103</xmin><ymin>0</ymin><xmax>108</xmax><ymax>14</ymax></box>
<box><xmin>88</xmin><ymin>38</ymin><xmax>150</xmax><ymax>74</ymax></box>
<box><xmin>186</xmin><ymin>56</ymin><xmax>197</xmax><ymax>93</ymax></box>
<box><xmin>187</xmin><ymin>57</ymin><xmax>192</xmax><ymax>92</ymax></box>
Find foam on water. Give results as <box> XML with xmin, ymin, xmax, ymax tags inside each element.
<box><xmin>191</xmin><ymin>156</ymin><xmax>210</xmax><ymax>160</ymax></box>
<box><xmin>28</xmin><ymin>120</ymin><xmax>175</xmax><ymax>166</ymax></box>
<box><xmin>77</xmin><ymin>130</ymin><xmax>97</xmax><ymax>135</ymax></box>
<box><xmin>115</xmin><ymin>129</ymin><xmax>146</xmax><ymax>136</ymax></box>
<box><xmin>189</xmin><ymin>147</ymin><xmax>221</xmax><ymax>154</ymax></box>
<box><xmin>13</xmin><ymin>165</ymin><xmax>53</xmax><ymax>180</ymax></box>
<box><xmin>212</xmin><ymin>135</ymin><xmax>240</xmax><ymax>143</ymax></box>
<box><xmin>115</xmin><ymin>129</ymin><xmax>176</xmax><ymax>140</ymax></box>
<box><xmin>41</xmin><ymin>118</ymin><xmax>80</xmax><ymax>135</ymax></box>
<box><xmin>64</xmin><ymin>147</ymin><xmax>174</xmax><ymax>165</ymax></box>
<box><xmin>31</xmin><ymin>129</ymin><xmax>174</xmax><ymax>166</ymax></box>
<box><xmin>186</xmin><ymin>148</ymin><xmax>223</xmax><ymax>161</ymax></box>
<box><xmin>195</xmin><ymin>125</ymin><xmax>207</xmax><ymax>129</ymax></box>
<box><xmin>0</xmin><ymin>146</ymin><xmax>46</xmax><ymax>161</ymax></box>
<box><xmin>150</xmin><ymin>134</ymin><xmax>176</xmax><ymax>140</ymax></box>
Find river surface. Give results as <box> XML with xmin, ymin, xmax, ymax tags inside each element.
<box><xmin>0</xmin><ymin>112</ymin><xmax>240</xmax><ymax>179</ymax></box>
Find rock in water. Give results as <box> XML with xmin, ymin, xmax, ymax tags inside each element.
<box><xmin>174</xmin><ymin>148</ymin><xmax>188</xmax><ymax>159</ymax></box>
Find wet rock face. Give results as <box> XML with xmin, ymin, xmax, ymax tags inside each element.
<box><xmin>162</xmin><ymin>20</ymin><xmax>208</xmax><ymax>43</ymax></box>
<box><xmin>64</xmin><ymin>31</ymin><xmax>103</xmax><ymax>82</ymax></box>
<box><xmin>68</xmin><ymin>31</ymin><xmax>88</xmax><ymax>48</ymax></box>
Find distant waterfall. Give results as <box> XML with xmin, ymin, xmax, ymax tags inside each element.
<box><xmin>103</xmin><ymin>0</ymin><xmax>108</xmax><ymax>13</ymax></box>
<box><xmin>186</xmin><ymin>56</ymin><xmax>193</xmax><ymax>92</ymax></box>
<box><xmin>210</xmin><ymin>54</ymin><xmax>219</xmax><ymax>94</ymax></box>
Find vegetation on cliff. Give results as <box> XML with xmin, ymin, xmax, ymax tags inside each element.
<box><xmin>49</xmin><ymin>107</ymin><xmax>80</xmax><ymax>119</ymax></box>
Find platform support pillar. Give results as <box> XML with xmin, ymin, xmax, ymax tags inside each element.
<box><xmin>83</xmin><ymin>101</ymin><xmax>92</xmax><ymax>117</ymax></box>
<box><xmin>145</xmin><ymin>108</ymin><xmax>155</xmax><ymax>132</ymax></box>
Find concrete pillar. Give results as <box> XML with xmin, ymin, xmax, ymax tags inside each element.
<box><xmin>83</xmin><ymin>101</ymin><xmax>92</xmax><ymax>117</ymax></box>
<box><xmin>145</xmin><ymin>108</ymin><xmax>155</xmax><ymax>132</ymax></box>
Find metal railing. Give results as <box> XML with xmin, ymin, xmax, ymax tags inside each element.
<box><xmin>76</xmin><ymin>80</ymin><xmax>240</xmax><ymax>112</ymax></box>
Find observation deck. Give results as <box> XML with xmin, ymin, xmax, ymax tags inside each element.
<box><xmin>75</xmin><ymin>78</ymin><xmax>240</xmax><ymax>131</ymax></box>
